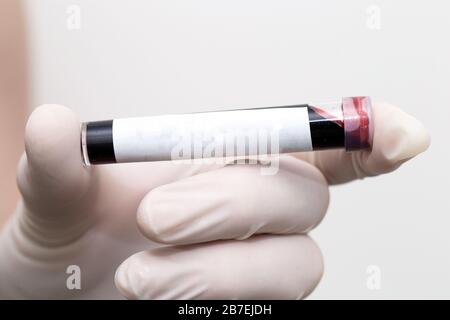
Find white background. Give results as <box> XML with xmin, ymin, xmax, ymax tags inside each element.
<box><xmin>24</xmin><ymin>0</ymin><xmax>450</xmax><ymax>299</ymax></box>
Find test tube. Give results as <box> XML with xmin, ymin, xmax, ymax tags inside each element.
<box><xmin>81</xmin><ymin>96</ymin><xmax>373</xmax><ymax>165</ymax></box>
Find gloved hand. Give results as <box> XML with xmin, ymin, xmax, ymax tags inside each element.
<box><xmin>0</xmin><ymin>103</ymin><xmax>429</xmax><ymax>299</ymax></box>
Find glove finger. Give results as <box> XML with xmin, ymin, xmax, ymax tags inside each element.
<box><xmin>137</xmin><ymin>156</ymin><xmax>329</xmax><ymax>245</ymax></box>
<box><xmin>115</xmin><ymin>234</ymin><xmax>323</xmax><ymax>299</ymax></box>
<box><xmin>17</xmin><ymin>104</ymin><xmax>91</xmax><ymax>212</ymax></box>
<box><xmin>295</xmin><ymin>103</ymin><xmax>430</xmax><ymax>184</ymax></box>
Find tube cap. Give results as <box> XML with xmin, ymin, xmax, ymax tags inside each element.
<box><xmin>342</xmin><ymin>96</ymin><xmax>373</xmax><ymax>151</ymax></box>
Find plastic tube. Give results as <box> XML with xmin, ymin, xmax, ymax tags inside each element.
<box><xmin>81</xmin><ymin>96</ymin><xmax>373</xmax><ymax>165</ymax></box>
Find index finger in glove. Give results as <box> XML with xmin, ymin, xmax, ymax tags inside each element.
<box><xmin>296</xmin><ymin>103</ymin><xmax>430</xmax><ymax>184</ymax></box>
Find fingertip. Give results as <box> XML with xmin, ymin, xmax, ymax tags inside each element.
<box><xmin>20</xmin><ymin>104</ymin><xmax>90</xmax><ymax>204</ymax></box>
<box><xmin>136</xmin><ymin>188</ymin><xmax>181</xmax><ymax>244</ymax></box>
<box><xmin>136</xmin><ymin>193</ymin><xmax>161</xmax><ymax>243</ymax></box>
<box><xmin>299</xmin><ymin>235</ymin><xmax>324</xmax><ymax>298</ymax></box>
<box><xmin>368</xmin><ymin>103</ymin><xmax>430</xmax><ymax>173</ymax></box>
<box><xmin>25</xmin><ymin>105</ymin><xmax>79</xmax><ymax>164</ymax></box>
<box><xmin>115</xmin><ymin>259</ymin><xmax>138</xmax><ymax>300</ymax></box>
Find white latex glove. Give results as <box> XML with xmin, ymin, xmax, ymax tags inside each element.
<box><xmin>0</xmin><ymin>103</ymin><xmax>429</xmax><ymax>299</ymax></box>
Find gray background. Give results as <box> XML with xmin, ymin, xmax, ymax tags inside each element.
<box><xmin>23</xmin><ymin>0</ymin><xmax>449</xmax><ymax>299</ymax></box>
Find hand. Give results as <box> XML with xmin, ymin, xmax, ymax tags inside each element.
<box><xmin>0</xmin><ymin>103</ymin><xmax>429</xmax><ymax>299</ymax></box>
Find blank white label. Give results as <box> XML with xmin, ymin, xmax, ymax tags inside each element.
<box><xmin>113</xmin><ymin>107</ymin><xmax>313</xmax><ymax>162</ymax></box>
